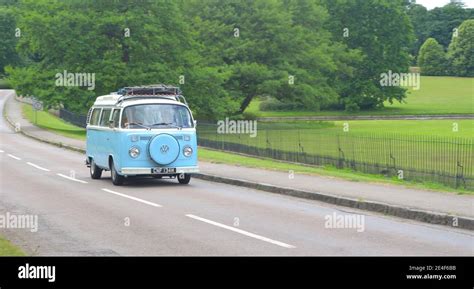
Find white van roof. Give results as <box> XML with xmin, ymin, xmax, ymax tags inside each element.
<box><xmin>93</xmin><ymin>85</ymin><xmax>188</xmax><ymax>107</ymax></box>
<box><xmin>93</xmin><ymin>94</ymin><xmax>185</xmax><ymax>107</ymax></box>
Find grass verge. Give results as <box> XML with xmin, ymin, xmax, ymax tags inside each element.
<box><xmin>0</xmin><ymin>236</ymin><xmax>25</xmax><ymax>256</ymax></box>
<box><xmin>22</xmin><ymin>104</ymin><xmax>86</xmax><ymax>140</ymax></box>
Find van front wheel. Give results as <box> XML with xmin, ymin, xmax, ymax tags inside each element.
<box><xmin>90</xmin><ymin>159</ymin><xmax>102</xmax><ymax>179</ymax></box>
<box><xmin>177</xmin><ymin>173</ymin><xmax>191</xmax><ymax>184</ymax></box>
<box><xmin>110</xmin><ymin>161</ymin><xmax>124</xmax><ymax>186</ymax></box>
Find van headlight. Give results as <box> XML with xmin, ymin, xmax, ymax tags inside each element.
<box><xmin>129</xmin><ymin>146</ymin><xmax>140</xmax><ymax>158</ymax></box>
<box><xmin>183</xmin><ymin>146</ymin><xmax>193</xmax><ymax>157</ymax></box>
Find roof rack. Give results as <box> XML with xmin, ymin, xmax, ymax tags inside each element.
<box><xmin>116</xmin><ymin>84</ymin><xmax>187</xmax><ymax>105</ymax></box>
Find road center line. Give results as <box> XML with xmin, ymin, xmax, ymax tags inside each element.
<box><xmin>185</xmin><ymin>214</ymin><xmax>296</xmax><ymax>249</ymax></box>
<box><xmin>101</xmin><ymin>188</ymin><xmax>162</xmax><ymax>208</ymax></box>
<box><xmin>57</xmin><ymin>173</ymin><xmax>88</xmax><ymax>184</ymax></box>
<box><xmin>7</xmin><ymin>154</ymin><xmax>21</xmax><ymax>160</ymax></box>
<box><xmin>26</xmin><ymin>162</ymin><xmax>51</xmax><ymax>172</ymax></box>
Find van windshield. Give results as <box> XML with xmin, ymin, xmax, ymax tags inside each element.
<box><xmin>121</xmin><ymin>104</ymin><xmax>193</xmax><ymax>129</ymax></box>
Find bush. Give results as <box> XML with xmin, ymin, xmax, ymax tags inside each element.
<box><xmin>259</xmin><ymin>98</ymin><xmax>305</xmax><ymax>111</ymax></box>
<box><xmin>0</xmin><ymin>78</ymin><xmax>11</xmax><ymax>89</ymax></box>
<box><xmin>417</xmin><ymin>38</ymin><xmax>447</xmax><ymax>76</ymax></box>
<box><xmin>242</xmin><ymin>111</ymin><xmax>258</xmax><ymax>120</ymax></box>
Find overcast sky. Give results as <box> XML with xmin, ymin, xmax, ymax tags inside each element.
<box><xmin>415</xmin><ymin>0</ymin><xmax>474</xmax><ymax>9</ymax></box>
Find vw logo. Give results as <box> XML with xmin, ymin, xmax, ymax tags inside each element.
<box><xmin>160</xmin><ymin>144</ymin><xmax>169</xmax><ymax>154</ymax></box>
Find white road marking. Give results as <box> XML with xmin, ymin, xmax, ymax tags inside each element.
<box><xmin>7</xmin><ymin>154</ymin><xmax>21</xmax><ymax>160</ymax></box>
<box><xmin>185</xmin><ymin>214</ymin><xmax>296</xmax><ymax>249</ymax></box>
<box><xmin>101</xmin><ymin>188</ymin><xmax>162</xmax><ymax>208</ymax></box>
<box><xmin>26</xmin><ymin>162</ymin><xmax>50</xmax><ymax>172</ymax></box>
<box><xmin>0</xmin><ymin>149</ymin><xmax>4</xmax><ymax>153</ymax></box>
<box><xmin>57</xmin><ymin>173</ymin><xmax>88</xmax><ymax>184</ymax></box>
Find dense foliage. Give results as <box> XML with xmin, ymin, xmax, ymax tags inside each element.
<box><xmin>407</xmin><ymin>1</ymin><xmax>473</xmax><ymax>59</ymax></box>
<box><xmin>447</xmin><ymin>19</ymin><xmax>474</xmax><ymax>77</ymax></box>
<box><xmin>0</xmin><ymin>0</ymin><xmax>471</xmax><ymax>118</ymax></box>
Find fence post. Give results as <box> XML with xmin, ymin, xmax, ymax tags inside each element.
<box><xmin>455</xmin><ymin>161</ymin><xmax>464</xmax><ymax>188</ymax></box>
<box><xmin>298</xmin><ymin>129</ymin><xmax>306</xmax><ymax>163</ymax></box>
<box><xmin>265</xmin><ymin>130</ymin><xmax>272</xmax><ymax>159</ymax></box>
<box><xmin>455</xmin><ymin>139</ymin><xmax>465</xmax><ymax>188</ymax></box>
<box><xmin>337</xmin><ymin>134</ymin><xmax>344</xmax><ymax>169</ymax></box>
<box><xmin>386</xmin><ymin>135</ymin><xmax>396</xmax><ymax>177</ymax></box>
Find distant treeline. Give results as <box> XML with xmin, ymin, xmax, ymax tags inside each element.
<box><xmin>0</xmin><ymin>0</ymin><xmax>471</xmax><ymax>119</ymax></box>
<box><xmin>408</xmin><ymin>1</ymin><xmax>473</xmax><ymax>77</ymax></box>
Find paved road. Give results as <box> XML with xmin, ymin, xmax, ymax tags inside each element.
<box><xmin>0</xmin><ymin>93</ymin><xmax>473</xmax><ymax>256</ymax></box>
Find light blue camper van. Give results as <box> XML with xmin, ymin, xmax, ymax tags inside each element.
<box><xmin>85</xmin><ymin>84</ymin><xmax>199</xmax><ymax>186</ymax></box>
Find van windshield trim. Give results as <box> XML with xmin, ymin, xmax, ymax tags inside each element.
<box><xmin>120</xmin><ymin>103</ymin><xmax>194</xmax><ymax>129</ymax></box>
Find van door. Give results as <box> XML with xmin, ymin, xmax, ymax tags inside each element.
<box><xmin>86</xmin><ymin>107</ymin><xmax>102</xmax><ymax>164</ymax></box>
<box><xmin>107</xmin><ymin>108</ymin><xmax>121</xmax><ymax>169</ymax></box>
<box><xmin>97</xmin><ymin>108</ymin><xmax>112</xmax><ymax>167</ymax></box>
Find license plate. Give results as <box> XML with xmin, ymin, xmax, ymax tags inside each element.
<box><xmin>153</xmin><ymin>167</ymin><xmax>176</xmax><ymax>174</ymax></box>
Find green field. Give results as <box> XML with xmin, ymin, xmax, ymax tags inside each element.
<box><xmin>198</xmin><ymin>120</ymin><xmax>474</xmax><ymax>189</ymax></box>
<box><xmin>246</xmin><ymin>76</ymin><xmax>474</xmax><ymax>117</ymax></box>
<box><xmin>0</xmin><ymin>236</ymin><xmax>25</xmax><ymax>256</ymax></box>
<box><xmin>250</xmin><ymin>119</ymin><xmax>474</xmax><ymax>138</ymax></box>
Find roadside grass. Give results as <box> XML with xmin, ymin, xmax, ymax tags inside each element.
<box><xmin>199</xmin><ymin>147</ymin><xmax>473</xmax><ymax>194</ymax></box>
<box><xmin>22</xmin><ymin>104</ymin><xmax>86</xmax><ymax>140</ymax></box>
<box><xmin>0</xmin><ymin>236</ymin><xmax>25</xmax><ymax>256</ymax></box>
<box><xmin>247</xmin><ymin>76</ymin><xmax>474</xmax><ymax>117</ymax></box>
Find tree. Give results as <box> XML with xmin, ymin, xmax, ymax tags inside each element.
<box><xmin>406</xmin><ymin>3</ymin><xmax>430</xmax><ymax>58</ymax></box>
<box><xmin>184</xmin><ymin>0</ymin><xmax>355</xmax><ymax>114</ymax></box>
<box><xmin>7</xmin><ymin>1</ymin><xmax>190</xmax><ymax>112</ymax></box>
<box><xmin>407</xmin><ymin>1</ymin><xmax>474</xmax><ymax>57</ymax></box>
<box><xmin>426</xmin><ymin>2</ymin><xmax>473</xmax><ymax>48</ymax></box>
<box><xmin>322</xmin><ymin>0</ymin><xmax>414</xmax><ymax>111</ymax></box>
<box><xmin>447</xmin><ymin>19</ymin><xmax>474</xmax><ymax>77</ymax></box>
<box><xmin>417</xmin><ymin>38</ymin><xmax>447</xmax><ymax>75</ymax></box>
<box><xmin>0</xmin><ymin>6</ymin><xmax>20</xmax><ymax>75</ymax></box>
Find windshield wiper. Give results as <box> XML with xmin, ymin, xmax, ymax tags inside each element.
<box><xmin>151</xmin><ymin>122</ymin><xmax>182</xmax><ymax>129</ymax></box>
<box><xmin>128</xmin><ymin>122</ymin><xmax>151</xmax><ymax>130</ymax></box>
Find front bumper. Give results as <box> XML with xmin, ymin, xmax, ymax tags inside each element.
<box><xmin>121</xmin><ymin>166</ymin><xmax>199</xmax><ymax>175</ymax></box>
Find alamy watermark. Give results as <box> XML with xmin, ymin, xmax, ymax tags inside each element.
<box><xmin>18</xmin><ymin>263</ymin><xmax>55</xmax><ymax>283</ymax></box>
<box><xmin>0</xmin><ymin>212</ymin><xmax>38</xmax><ymax>232</ymax></box>
<box><xmin>324</xmin><ymin>212</ymin><xmax>365</xmax><ymax>232</ymax></box>
<box><xmin>55</xmin><ymin>70</ymin><xmax>95</xmax><ymax>91</ymax></box>
<box><xmin>380</xmin><ymin>70</ymin><xmax>420</xmax><ymax>90</ymax></box>
<box><xmin>217</xmin><ymin>117</ymin><xmax>257</xmax><ymax>137</ymax></box>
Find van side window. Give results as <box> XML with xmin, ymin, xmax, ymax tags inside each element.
<box><xmin>99</xmin><ymin>109</ymin><xmax>112</xmax><ymax>127</ymax></box>
<box><xmin>111</xmin><ymin>109</ymin><xmax>121</xmax><ymax>128</ymax></box>
<box><xmin>90</xmin><ymin>108</ymin><xmax>101</xmax><ymax>126</ymax></box>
